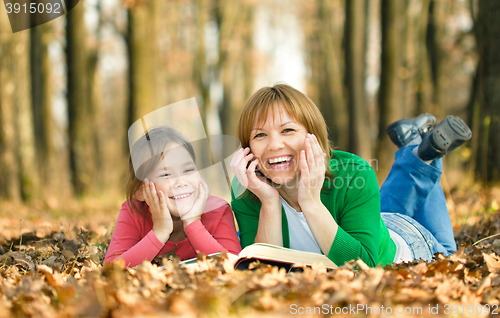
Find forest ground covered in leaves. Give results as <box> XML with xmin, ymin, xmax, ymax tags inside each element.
<box><xmin>1</xmin><ymin>186</ymin><xmax>500</xmax><ymax>317</ymax></box>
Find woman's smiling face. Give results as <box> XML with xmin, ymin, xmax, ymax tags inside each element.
<box><xmin>249</xmin><ymin>105</ymin><xmax>308</xmax><ymax>185</ymax></box>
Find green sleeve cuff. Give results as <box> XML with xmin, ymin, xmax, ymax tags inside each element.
<box><xmin>328</xmin><ymin>226</ymin><xmax>376</xmax><ymax>267</ymax></box>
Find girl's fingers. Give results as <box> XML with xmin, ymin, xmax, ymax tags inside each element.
<box><xmin>165</xmin><ymin>195</ymin><xmax>175</xmax><ymax>212</ymax></box>
<box><xmin>144</xmin><ymin>179</ymin><xmax>154</xmax><ymax>199</ymax></box>
<box><xmin>142</xmin><ymin>182</ymin><xmax>152</xmax><ymax>203</ymax></box>
<box><xmin>158</xmin><ymin>190</ymin><xmax>169</xmax><ymax>212</ymax></box>
<box><xmin>150</xmin><ymin>182</ymin><xmax>160</xmax><ymax>210</ymax></box>
<box><xmin>191</xmin><ymin>183</ymin><xmax>203</xmax><ymax>207</ymax></box>
<box><xmin>198</xmin><ymin>182</ymin><xmax>206</xmax><ymax>200</ymax></box>
<box><xmin>202</xmin><ymin>179</ymin><xmax>210</xmax><ymax>197</ymax></box>
<box><xmin>149</xmin><ymin>181</ymin><xmax>156</xmax><ymax>194</ymax></box>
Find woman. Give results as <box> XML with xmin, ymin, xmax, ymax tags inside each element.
<box><xmin>230</xmin><ymin>84</ymin><xmax>471</xmax><ymax>267</ymax></box>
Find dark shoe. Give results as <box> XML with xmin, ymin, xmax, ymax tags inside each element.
<box><xmin>386</xmin><ymin>113</ymin><xmax>436</xmax><ymax>148</ymax></box>
<box><xmin>418</xmin><ymin>115</ymin><xmax>472</xmax><ymax>161</ymax></box>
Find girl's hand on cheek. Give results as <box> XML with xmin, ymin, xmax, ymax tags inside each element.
<box><xmin>180</xmin><ymin>179</ymin><xmax>210</xmax><ymax>227</ymax></box>
<box><xmin>143</xmin><ymin>179</ymin><xmax>174</xmax><ymax>244</ymax></box>
<box><xmin>298</xmin><ymin>134</ymin><xmax>326</xmax><ymax>210</ymax></box>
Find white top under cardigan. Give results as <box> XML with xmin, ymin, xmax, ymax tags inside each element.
<box><xmin>281</xmin><ymin>197</ymin><xmax>322</xmax><ymax>254</ymax></box>
<box><xmin>280</xmin><ymin>197</ymin><xmax>413</xmax><ymax>263</ymax></box>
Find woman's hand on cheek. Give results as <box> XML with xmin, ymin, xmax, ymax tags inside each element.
<box><xmin>230</xmin><ymin>147</ymin><xmax>254</xmax><ymax>189</ymax></box>
<box><xmin>180</xmin><ymin>179</ymin><xmax>210</xmax><ymax>228</ymax></box>
<box><xmin>246</xmin><ymin>158</ymin><xmax>279</xmax><ymax>203</ymax></box>
<box><xmin>143</xmin><ymin>179</ymin><xmax>174</xmax><ymax>244</ymax></box>
<box><xmin>230</xmin><ymin>147</ymin><xmax>279</xmax><ymax>203</ymax></box>
<box><xmin>298</xmin><ymin>134</ymin><xmax>326</xmax><ymax>210</ymax></box>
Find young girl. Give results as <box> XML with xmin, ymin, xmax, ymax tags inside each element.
<box><xmin>104</xmin><ymin>126</ymin><xmax>241</xmax><ymax>267</ymax></box>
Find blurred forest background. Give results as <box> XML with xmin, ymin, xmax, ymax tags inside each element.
<box><xmin>0</xmin><ymin>0</ymin><xmax>499</xmax><ymax>213</ymax></box>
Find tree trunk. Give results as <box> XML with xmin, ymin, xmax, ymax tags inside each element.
<box><xmin>401</xmin><ymin>0</ymin><xmax>415</xmax><ymax>116</ymax></box>
<box><xmin>305</xmin><ymin>0</ymin><xmax>347</xmax><ymax>148</ymax></box>
<box><xmin>31</xmin><ymin>23</ymin><xmax>55</xmax><ymax>198</ymax></box>
<box><xmin>14</xmin><ymin>34</ymin><xmax>38</xmax><ymax>201</ymax></box>
<box><xmin>475</xmin><ymin>0</ymin><xmax>500</xmax><ymax>183</ymax></box>
<box><xmin>376</xmin><ymin>0</ymin><xmax>403</xmax><ymax>181</ymax></box>
<box><xmin>415</xmin><ymin>0</ymin><xmax>433</xmax><ymax>115</ymax></box>
<box><xmin>426</xmin><ymin>0</ymin><xmax>449</xmax><ymax>116</ymax></box>
<box><xmin>344</xmin><ymin>0</ymin><xmax>371</xmax><ymax>159</ymax></box>
<box><xmin>242</xmin><ymin>8</ymin><xmax>255</xmax><ymax>104</ymax></box>
<box><xmin>126</xmin><ymin>0</ymin><xmax>160</xmax><ymax>129</ymax></box>
<box><xmin>66</xmin><ymin>2</ymin><xmax>95</xmax><ymax>196</ymax></box>
<box><xmin>0</xmin><ymin>8</ymin><xmax>38</xmax><ymax>201</ymax></box>
<box><xmin>217</xmin><ymin>0</ymin><xmax>240</xmax><ymax>136</ymax></box>
<box><xmin>0</xmin><ymin>8</ymin><xmax>21</xmax><ymax>200</ymax></box>
<box><xmin>194</xmin><ymin>0</ymin><xmax>210</xmax><ymax>131</ymax></box>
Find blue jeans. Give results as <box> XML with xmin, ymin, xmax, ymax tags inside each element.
<box><xmin>380</xmin><ymin>146</ymin><xmax>456</xmax><ymax>259</ymax></box>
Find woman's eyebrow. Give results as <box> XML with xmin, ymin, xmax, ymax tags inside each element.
<box><xmin>252</xmin><ymin>121</ymin><xmax>295</xmax><ymax>131</ymax></box>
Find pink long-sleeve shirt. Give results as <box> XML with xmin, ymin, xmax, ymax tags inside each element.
<box><xmin>104</xmin><ymin>196</ymin><xmax>242</xmax><ymax>267</ymax></box>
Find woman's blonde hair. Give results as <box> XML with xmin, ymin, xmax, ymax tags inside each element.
<box><xmin>237</xmin><ymin>83</ymin><xmax>334</xmax><ymax>178</ymax></box>
<box><xmin>125</xmin><ymin>126</ymin><xmax>196</xmax><ymax>216</ymax></box>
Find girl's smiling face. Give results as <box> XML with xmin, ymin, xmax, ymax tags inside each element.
<box><xmin>149</xmin><ymin>143</ymin><xmax>202</xmax><ymax>217</ymax></box>
<box><xmin>249</xmin><ymin>105</ymin><xmax>308</xmax><ymax>185</ymax></box>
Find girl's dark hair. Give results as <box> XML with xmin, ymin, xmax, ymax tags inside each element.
<box><xmin>125</xmin><ymin>126</ymin><xmax>196</xmax><ymax>216</ymax></box>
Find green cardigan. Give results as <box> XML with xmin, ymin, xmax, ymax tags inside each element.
<box><xmin>231</xmin><ymin>150</ymin><xmax>396</xmax><ymax>267</ymax></box>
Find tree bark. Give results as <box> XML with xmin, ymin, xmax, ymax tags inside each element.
<box><xmin>344</xmin><ymin>0</ymin><xmax>371</xmax><ymax>159</ymax></box>
<box><xmin>376</xmin><ymin>0</ymin><xmax>403</xmax><ymax>181</ymax></box>
<box><xmin>415</xmin><ymin>0</ymin><xmax>433</xmax><ymax>115</ymax></box>
<box><xmin>217</xmin><ymin>0</ymin><xmax>241</xmax><ymax>136</ymax></box>
<box><xmin>475</xmin><ymin>0</ymin><xmax>500</xmax><ymax>183</ymax></box>
<box><xmin>14</xmin><ymin>34</ymin><xmax>38</xmax><ymax>201</ymax></box>
<box><xmin>426</xmin><ymin>0</ymin><xmax>449</xmax><ymax>116</ymax></box>
<box><xmin>304</xmin><ymin>0</ymin><xmax>347</xmax><ymax>148</ymax></box>
<box><xmin>0</xmin><ymin>8</ymin><xmax>38</xmax><ymax>201</ymax></box>
<box><xmin>0</xmin><ymin>8</ymin><xmax>21</xmax><ymax>200</ymax></box>
<box><xmin>66</xmin><ymin>2</ymin><xmax>95</xmax><ymax>196</ymax></box>
<box><xmin>31</xmin><ymin>23</ymin><xmax>54</xmax><ymax>197</ymax></box>
<box><xmin>126</xmin><ymin>0</ymin><xmax>160</xmax><ymax>129</ymax></box>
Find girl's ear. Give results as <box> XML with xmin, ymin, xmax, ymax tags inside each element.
<box><xmin>134</xmin><ymin>185</ymin><xmax>145</xmax><ymax>202</ymax></box>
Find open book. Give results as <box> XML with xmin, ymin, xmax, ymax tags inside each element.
<box><xmin>179</xmin><ymin>243</ymin><xmax>338</xmax><ymax>271</ymax></box>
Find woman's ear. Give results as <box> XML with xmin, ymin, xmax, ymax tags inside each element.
<box><xmin>134</xmin><ymin>185</ymin><xmax>145</xmax><ymax>202</ymax></box>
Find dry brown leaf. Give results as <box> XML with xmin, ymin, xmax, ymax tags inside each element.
<box><xmin>483</xmin><ymin>252</ymin><xmax>500</xmax><ymax>274</ymax></box>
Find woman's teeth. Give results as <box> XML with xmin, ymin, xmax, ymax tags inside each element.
<box><xmin>268</xmin><ymin>156</ymin><xmax>292</xmax><ymax>165</ymax></box>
